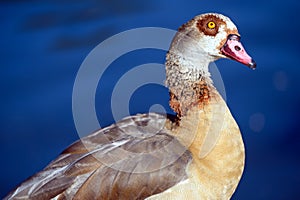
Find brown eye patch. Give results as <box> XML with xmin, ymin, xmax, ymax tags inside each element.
<box><xmin>196</xmin><ymin>15</ymin><xmax>226</xmax><ymax>36</ymax></box>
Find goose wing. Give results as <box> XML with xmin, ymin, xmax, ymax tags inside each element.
<box><xmin>5</xmin><ymin>113</ymin><xmax>192</xmax><ymax>200</ymax></box>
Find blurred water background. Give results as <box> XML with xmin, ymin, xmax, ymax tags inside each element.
<box><xmin>1</xmin><ymin>0</ymin><xmax>300</xmax><ymax>199</ymax></box>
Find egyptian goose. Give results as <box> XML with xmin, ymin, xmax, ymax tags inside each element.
<box><xmin>5</xmin><ymin>13</ymin><xmax>255</xmax><ymax>200</ymax></box>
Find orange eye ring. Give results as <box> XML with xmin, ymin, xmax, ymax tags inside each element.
<box><xmin>207</xmin><ymin>21</ymin><xmax>216</xmax><ymax>29</ymax></box>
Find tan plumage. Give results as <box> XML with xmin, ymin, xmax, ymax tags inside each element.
<box><xmin>147</xmin><ymin>95</ymin><xmax>245</xmax><ymax>199</ymax></box>
<box><xmin>5</xmin><ymin>13</ymin><xmax>255</xmax><ymax>200</ymax></box>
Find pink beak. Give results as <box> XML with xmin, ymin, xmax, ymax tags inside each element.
<box><xmin>221</xmin><ymin>34</ymin><xmax>256</xmax><ymax>69</ymax></box>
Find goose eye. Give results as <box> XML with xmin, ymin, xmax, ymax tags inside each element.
<box><xmin>207</xmin><ymin>21</ymin><xmax>216</xmax><ymax>29</ymax></box>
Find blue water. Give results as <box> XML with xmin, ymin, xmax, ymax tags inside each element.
<box><xmin>1</xmin><ymin>0</ymin><xmax>300</xmax><ymax>199</ymax></box>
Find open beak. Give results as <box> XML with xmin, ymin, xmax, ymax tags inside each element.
<box><xmin>221</xmin><ymin>34</ymin><xmax>256</xmax><ymax>69</ymax></box>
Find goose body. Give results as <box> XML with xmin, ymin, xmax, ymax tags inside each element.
<box><xmin>5</xmin><ymin>13</ymin><xmax>255</xmax><ymax>200</ymax></box>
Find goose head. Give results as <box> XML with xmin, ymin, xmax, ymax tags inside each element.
<box><xmin>169</xmin><ymin>13</ymin><xmax>256</xmax><ymax>69</ymax></box>
<box><xmin>166</xmin><ymin>13</ymin><xmax>256</xmax><ymax>116</ymax></box>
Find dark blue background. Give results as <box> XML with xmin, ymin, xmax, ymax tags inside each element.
<box><xmin>1</xmin><ymin>0</ymin><xmax>299</xmax><ymax>199</ymax></box>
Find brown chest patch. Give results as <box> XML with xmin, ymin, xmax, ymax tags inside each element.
<box><xmin>192</xmin><ymin>80</ymin><xmax>210</xmax><ymax>106</ymax></box>
<box><xmin>169</xmin><ymin>80</ymin><xmax>214</xmax><ymax>118</ymax></box>
<box><xmin>169</xmin><ymin>91</ymin><xmax>182</xmax><ymax>117</ymax></box>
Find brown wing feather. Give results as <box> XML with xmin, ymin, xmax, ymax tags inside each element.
<box><xmin>5</xmin><ymin>113</ymin><xmax>192</xmax><ymax>200</ymax></box>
